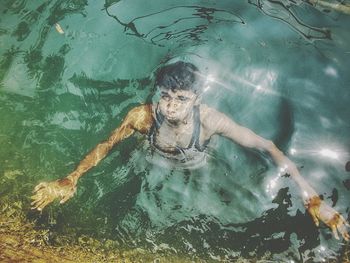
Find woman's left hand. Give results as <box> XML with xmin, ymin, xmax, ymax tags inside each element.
<box><xmin>306</xmin><ymin>196</ymin><xmax>349</xmax><ymax>241</ymax></box>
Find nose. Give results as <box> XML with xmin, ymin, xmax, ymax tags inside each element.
<box><xmin>167</xmin><ymin>99</ymin><xmax>178</xmax><ymax>111</ymax></box>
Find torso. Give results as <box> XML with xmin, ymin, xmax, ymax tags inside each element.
<box><xmin>153</xmin><ymin>121</ymin><xmax>195</xmax><ymax>153</ymax></box>
<box><xmin>147</xmin><ymin>104</ymin><xmax>213</xmax><ymax>167</ymax></box>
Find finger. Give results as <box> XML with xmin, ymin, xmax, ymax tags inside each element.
<box><xmin>315</xmin><ymin>207</ymin><xmax>321</xmax><ymax>220</ymax></box>
<box><xmin>33</xmin><ymin>198</ymin><xmax>50</xmax><ymax>211</ymax></box>
<box><xmin>33</xmin><ymin>188</ymin><xmax>49</xmax><ymax>198</ymax></box>
<box><xmin>331</xmin><ymin>225</ymin><xmax>340</xmax><ymax>240</ymax></box>
<box><xmin>34</xmin><ymin>182</ymin><xmax>47</xmax><ymax>192</ymax></box>
<box><xmin>30</xmin><ymin>194</ymin><xmax>40</xmax><ymax>200</ymax></box>
<box><xmin>31</xmin><ymin>198</ymin><xmax>42</xmax><ymax>207</ymax></box>
<box><xmin>310</xmin><ymin>209</ymin><xmax>320</xmax><ymax>227</ymax></box>
<box><xmin>333</xmin><ymin>212</ymin><xmax>348</xmax><ymax>224</ymax></box>
<box><xmin>32</xmin><ymin>189</ymin><xmax>47</xmax><ymax>197</ymax></box>
<box><xmin>60</xmin><ymin>194</ymin><xmax>72</xmax><ymax>204</ymax></box>
<box><xmin>31</xmin><ymin>193</ymin><xmax>43</xmax><ymax>202</ymax></box>
<box><xmin>337</xmin><ymin>222</ymin><xmax>350</xmax><ymax>241</ymax></box>
<box><xmin>31</xmin><ymin>202</ymin><xmax>40</xmax><ymax>209</ymax></box>
<box><xmin>37</xmin><ymin>199</ymin><xmax>52</xmax><ymax>211</ymax></box>
<box><xmin>31</xmin><ymin>201</ymin><xmax>43</xmax><ymax>210</ymax></box>
<box><xmin>338</xmin><ymin>216</ymin><xmax>349</xmax><ymax>229</ymax></box>
<box><xmin>31</xmin><ymin>194</ymin><xmax>44</xmax><ymax>206</ymax></box>
<box><xmin>61</xmin><ymin>188</ymin><xmax>77</xmax><ymax>204</ymax></box>
<box><xmin>32</xmin><ymin>200</ymin><xmax>45</xmax><ymax>210</ymax></box>
<box><xmin>60</xmin><ymin>192</ymin><xmax>74</xmax><ymax>204</ymax></box>
<box><xmin>342</xmin><ymin>231</ymin><xmax>350</xmax><ymax>241</ymax></box>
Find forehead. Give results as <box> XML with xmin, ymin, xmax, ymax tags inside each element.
<box><xmin>159</xmin><ymin>87</ymin><xmax>196</xmax><ymax>97</ymax></box>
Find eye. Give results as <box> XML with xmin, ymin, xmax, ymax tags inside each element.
<box><xmin>161</xmin><ymin>94</ymin><xmax>171</xmax><ymax>101</ymax></box>
<box><xmin>178</xmin><ymin>96</ymin><xmax>189</xmax><ymax>102</ymax></box>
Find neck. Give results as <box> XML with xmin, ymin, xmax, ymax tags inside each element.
<box><xmin>165</xmin><ymin>111</ymin><xmax>193</xmax><ymax>129</ymax></box>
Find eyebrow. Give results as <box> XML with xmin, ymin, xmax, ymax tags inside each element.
<box><xmin>160</xmin><ymin>91</ymin><xmax>170</xmax><ymax>96</ymax></box>
<box><xmin>160</xmin><ymin>91</ymin><xmax>192</xmax><ymax>99</ymax></box>
<box><xmin>177</xmin><ymin>95</ymin><xmax>190</xmax><ymax>99</ymax></box>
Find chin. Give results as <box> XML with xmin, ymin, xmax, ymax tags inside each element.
<box><xmin>166</xmin><ymin>117</ymin><xmax>180</xmax><ymax>124</ymax></box>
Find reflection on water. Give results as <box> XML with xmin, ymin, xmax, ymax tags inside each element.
<box><xmin>1</xmin><ymin>0</ymin><xmax>350</xmax><ymax>261</ymax></box>
<box><xmin>106</xmin><ymin>5</ymin><xmax>245</xmax><ymax>47</ymax></box>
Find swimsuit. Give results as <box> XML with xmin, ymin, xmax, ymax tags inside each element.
<box><xmin>147</xmin><ymin>104</ymin><xmax>210</xmax><ymax>169</ymax></box>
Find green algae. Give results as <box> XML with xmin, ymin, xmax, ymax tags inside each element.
<box><xmin>0</xmin><ymin>196</ymin><xmax>287</xmax><ymax>262</ymax></box>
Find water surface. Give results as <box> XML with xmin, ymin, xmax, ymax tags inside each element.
<box><xmin>1</xmin><ymin>0</ymin><xmax>350</xmax><ymax>261</ymax></box>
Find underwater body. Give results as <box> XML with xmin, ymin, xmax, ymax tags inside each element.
<box><xmin>1</xmin><ymin>0</ymin><xmax>350</xmax><ymax>262</ymax></box>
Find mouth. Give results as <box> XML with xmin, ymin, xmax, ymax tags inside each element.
<box><xmin>165</xmin><ymin>111</ymin><xmax>176</xmax><ymax>118</ymax></box>
<box><xmin>166</xmin><ymin>116</ymin><xmax>177</xmax><ymax>121</ymax></box>
<box><xmin>165</xmin><ymin>113</ymin><xmax>179</xmax><ymax>123</ymax></box>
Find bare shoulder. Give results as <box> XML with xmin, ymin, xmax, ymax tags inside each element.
<box><xmin>199</xmin><ymin>104</ymin><xmax>229</xmax><ymax>123</ymax></box>
<box><xmin>200</xmin><ymin>104</ymin><xmax>222</xmax><ymax>117</ymax></box>
<box><xmin>199</xmin><ymin>104</ymin><xmax>227</xmax><ymax>135</ymax></box>
<box><xmin>127</xmin><ymin>104</ymin><xmax>152</xmax><ymax>116</ymax></box>
<box><xmin>125</xmin><ymin>104</ymin><xmax>153</xmax><ymax>134</ymax></box>
<box><xmin>199</xmin><ymin>104</ymin><xmax>237</xmax><ymax>136</ymax></box>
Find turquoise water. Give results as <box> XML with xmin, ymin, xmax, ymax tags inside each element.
<box><xmin>1</xmin><ymin>0</ymin><xmax>350</xmax><ymax>261</ymax></box>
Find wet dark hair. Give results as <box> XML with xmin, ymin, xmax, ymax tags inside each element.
<box><xmin>154</xmin><ymin>61</ymin><xmax>202</xmax><ymax>94</ymax></box>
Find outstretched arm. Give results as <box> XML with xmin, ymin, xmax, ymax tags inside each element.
<box><xmin>63</xmin><ymin>104</ymin><xmax>153</xmax><ymax>184</ymax></box>
<box><xmin>31</xmin><ymin>104</ymin><xmax>153</xmax><ymax>211</ymax></box>
<box><xmin>206</xmin><ymin>107</ymin><xmax>349</xmax><ymax>241</ymax></box>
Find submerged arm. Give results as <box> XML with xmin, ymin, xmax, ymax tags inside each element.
<box><xmin>31</xmin><ymin>104</ymin><xmax>153</xmax><ymax>210</ymax></box>
<box><xmin>208</xmin><ymin>107</ymin><xmax>349</xmax><ymax>240</ymax></box>
<box><xmin>67</xmin><ymin>104</ymin><xmax>153</xmax><ymax>183</ymax></box>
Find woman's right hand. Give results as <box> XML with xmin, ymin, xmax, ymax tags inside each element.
<box><xmin>31</xmin><ymin>176</ymin><xmax>77</xmax><ymax>211</ymax></box>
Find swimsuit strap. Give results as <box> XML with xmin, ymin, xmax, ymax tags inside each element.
<box><xmin>187</xmin><ymin>105</ymin><xmax>200</xmax><ymax>149</ymax></box>
<box><xmin>155</xmin><ymin>104</ymin><xmax>165</xmax><ymax>128</ymax></box>
<box><xmin>148</xmin><ymin>104</ymin><xmax>164</xmax><ymax>145</ymax></box>
<box><xmin>148</xmin><ymin>104</ymin><xmax>208</xmax><ymax>152</ymax></box>
<box><xmin>191</xmin><ymin>105</ymin><xmax>210</xmax><ymax>151</ymax></box>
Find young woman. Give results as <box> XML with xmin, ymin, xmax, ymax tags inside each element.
<box><xmin>32</xmin><ymin>61</ymin><xmax>349</xmax><ymax>241</ymax></box>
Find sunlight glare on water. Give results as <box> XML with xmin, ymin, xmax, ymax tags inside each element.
<box><xmin>1</xmin><ymin>0</ymin><xmax>350</xmax><ymax>262</ymax></box>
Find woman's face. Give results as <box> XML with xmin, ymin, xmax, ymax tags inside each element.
<box><xmin>157</xmin><ymin>87</ymin><xmax>198</xmax><ymax>125</ymax></box>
